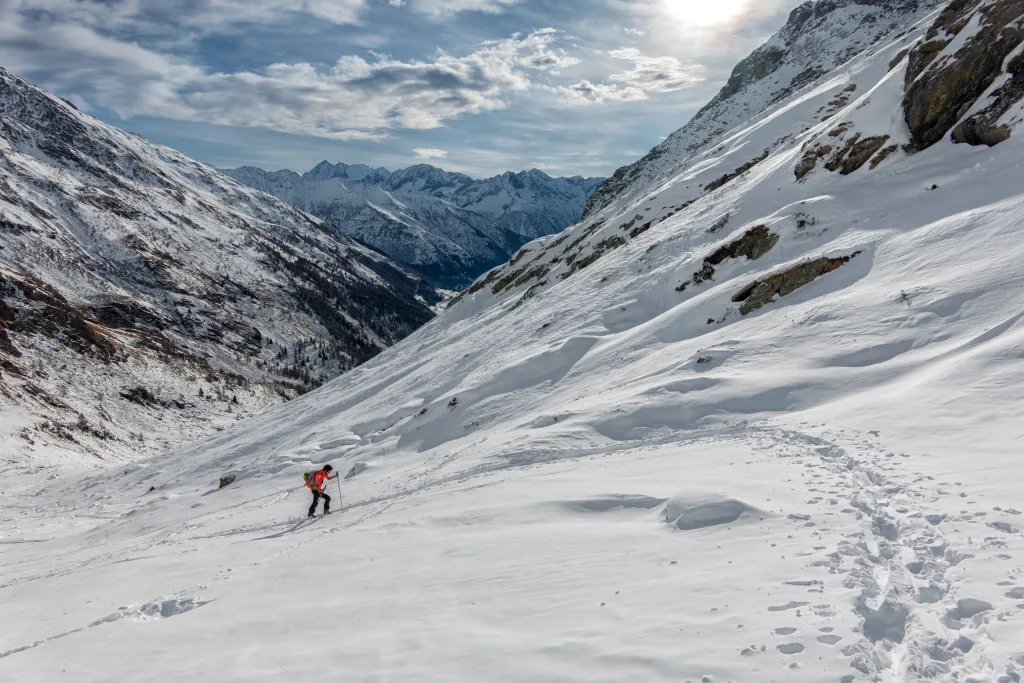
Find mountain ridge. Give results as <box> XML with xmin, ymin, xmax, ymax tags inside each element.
<box><xmin>225</xmin><ymin>161</ymin><xmax>603</xmax><ymax>289</ymax></box>
<box><xmin>0</xmin><ymin>66</ymin><xmax>438</xmax><ymax>464</ymax></box>
<box><xmin>583</xmin><ymin>0</ymin><xmax>943</xmax><ymax>220</ymax></box>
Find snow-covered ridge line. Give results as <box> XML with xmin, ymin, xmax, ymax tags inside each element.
<box><xmin>583</xmin><ymin>0</ymin><xmax>945</xmax><ymax>221</ymax></box>
<box><xmin>224</xmin><ymin>163</ymin><xmax>604</xmax><ymax>289</ymax></box>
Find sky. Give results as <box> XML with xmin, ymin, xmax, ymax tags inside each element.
<box><xmin>0</xmin><ymin>0</ymin><xmax>802</xmax><ymax>178</ymax></box>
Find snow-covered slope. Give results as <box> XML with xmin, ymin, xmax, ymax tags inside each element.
<box><xmin>225</xmin><ymin>163</ymin><xmax>603</xmax><ymax>288</ymax></box>
<box><xmin>4</xmin><ymin>1</ymin><xmax>1024</xmax><ymax>681</ymax></box>
<box><xmin>0</xmin><ymin>67</ymin><xmax>438</xmax><ymax>465</ymax></box>
<box><xmin>584</xmin><ymin>0</ymin><xmax>944</xmax><ymax>219</ymax></box>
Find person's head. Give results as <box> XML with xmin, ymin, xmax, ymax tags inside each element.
<box><xmin>323</xmin><ymin>464</ymin><xmax>333</xmax><ymax>473</ymax></box>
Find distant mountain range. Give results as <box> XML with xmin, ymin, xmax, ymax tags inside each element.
<box><xmin>225</xmin><ymin>162</ymin><xmax>604</xmax><ymax>289</ymax></box>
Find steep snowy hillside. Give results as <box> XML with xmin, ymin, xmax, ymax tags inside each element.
<box><xmin>584</xmin><ymin>0</ymin><xmax>944</xmax><ymax>219</ymax></box>
<box><xmin>226</xmin><ymin>163</ymin><xmax>602</xmax><ymax>288</ymax></box>
<box><xmin>3</xmin><ymin>1</ymin><xmax>1024</xmax><ymax>682</ymax></box>
<box><xmin>0</xmin><ymin>68</ymin><xmax>437</xmax><ymax>465</ymax></box>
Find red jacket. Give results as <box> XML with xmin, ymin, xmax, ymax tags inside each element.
<box><xmin>308</xmin><ymin>469</ymin><xmax>335</xmax><ymax>492</ymax></box>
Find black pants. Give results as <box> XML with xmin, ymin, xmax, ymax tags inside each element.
<box><xmin>308</xmin><ymin>490</ymin><xmax>331</xmax><ymax>517</ymax></box>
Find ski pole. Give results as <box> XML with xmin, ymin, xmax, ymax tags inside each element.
<box><xmin>337</xmin><ymin>472</ymin><xmax>343</xmax><ymax>509</ymax></box>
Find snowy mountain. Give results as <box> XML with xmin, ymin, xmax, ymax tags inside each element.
<box><xmin>584</xmin><ymin>0</ymin><xmax>944</xmax><ymax>219</ymax></box>
<box><xmin>0</xmin><ymin>67</ymin><xmax>438</xmax><ymax>465</ymax></box>
<box><xmin>225</xmin><ymin>162</ymin><xmax>603</xmax><ymax>288</ymax></box>
<box><xmin>4</xmin><ymin>0</ymin><xmax>1024</xmax><ymax>681</ymax></box>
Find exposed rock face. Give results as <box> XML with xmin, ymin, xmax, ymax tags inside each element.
<box><xmin>828</xmin><ymin>135</ymin><xmax>892</xmax><ymax>174</ymax></box>
<box><xmin>797</xmin><ymin>131</ymin><xmax>891</xmax><ymax>179</ymax></box>
<box><xmin>952</xmin><ymin>51</ymin><xmax>1024</xmax><ymax>144</ymax></box>
<box><xmin>707</xmin><ymin>226</ymin><xmax>780</xmax><ymax>265</ymax></box>
<box><xmin>904</xmin><ymin>0</ymin><xmax>1024</xmax><ymax>149</ymax></box>
<box><xmin>732</xmin><ymin>253</ymin><xmax>861</xmax><ymax>315</ymax></box>
<box><xmin>704</xmin><ymin>151</ymin><xmax>771</xmax><ymax>193</ymax></box>
<box><xmin>687</xmin><ymin>227</ymin><xmax>780</xmax><ymax>289</ymax></box>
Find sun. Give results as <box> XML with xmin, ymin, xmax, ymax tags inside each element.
<box><xmin>662</xmin><ymin>0</ymin><xmax>747</xmax><ymax>27</ymax></box>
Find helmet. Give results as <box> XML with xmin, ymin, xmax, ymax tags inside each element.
<box><xmin>323</xmin><ymin>464</ymin><xmax>334</xmax><ymax>472</ymax></box>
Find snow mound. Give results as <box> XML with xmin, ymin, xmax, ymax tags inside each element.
<box><xmin>344</xmin><ymin>462</ymin><xmax>371</xmax><ymax>480</ymax></box>
<box><xmin>564</xmin><ymin>494</ymin><xmax>666</xmax><ymax>512</ymax></box>
<box><xmin>663</xmin><ymin>489</ymin><xmax>760</xmax><ymax>530</ymax></box>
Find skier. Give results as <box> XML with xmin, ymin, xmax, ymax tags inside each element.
<box><xmin>306</xmin><ymin>464</ymin><xmax>338</xmax><ymax>518</ymax></box>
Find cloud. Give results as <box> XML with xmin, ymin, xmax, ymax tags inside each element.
<box><xmin>607</xmin><ymin>48</ymin><xmax>704</xmax><ymax>93</ymax></box>
<box><xmin>555</xmin><ymin>80</ymin><xmax>647</xmax><ymax>105</ymax></box>
<box><xmin>405</xmin><ymin>0</ymin><xmax>520</xmax><ymax>18</ymax></box>
<box><xmin>0</xmin><ymin>13</ymin><xmax>204</xmax><ymax>120</ymax></box>
<box><xmin>624</xmin><ymin>28</ymin><xmax>644</xmax><ymax>36</ymax></box>
<box><xmin>2</xmin><ymin>0</ymin><xmax>369</xmax><ymax>36</ymax></box>
<box><xmin>556</xmin><ymin>47</ymin><xmax>704</xmax><ymax>105</ymax></box>
<box><xmin>413</xmin><ymin>147</ymin><xmax>448</xmax><ymax>160</ymax></box>
<box><xmin>0</xmin><ymin>7</ymin><xmax>579</xmax><ymax>141</ymax></box>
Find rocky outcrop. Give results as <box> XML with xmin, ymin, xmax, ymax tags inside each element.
<box><xmin>903</xmin><ymin>0</ymin><xmax>1024</xmax><ymax>150</ymax></box>
<box><xmin>707</xmin><ymin>226</ymin><xmax>780</xmax><ymax>264</ymax></box>
<box><xmin>704</xmin><ymin>151</ymin><xmax>771</xmax><ymax>193</ymax></box>
<box><xmin>797</xmin><ymin>132</ymin><xmax>891</xmax><ymax>179</ymax></box>
<box><xmin>683</xmin><ymin>226</ymin><xmax>780</xmax><ymax>290</ymax></box>
<box><xmin>952</xmin><ymin>50</ymin><xmax>1024</xmax><ymax>144</ymax></box>
<box><xmin>829</xmin><ymin>135</ymin><xmax>892</xmax><ymax>174</ymax></box>
<box><xmin>732</xmin><ymin>252</ymin><xmax>861</xmax><ymax>315</ymax></box>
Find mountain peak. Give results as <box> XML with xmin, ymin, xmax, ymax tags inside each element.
<box><xmin>227</xmin><ymin>161</ymin><xmax>605</xmax><ymax>287</ymax></box>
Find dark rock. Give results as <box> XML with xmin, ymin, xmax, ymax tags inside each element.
<box><xmin>732</xmin><ymin>252</ymin><xmax>861</xmax><ymax>315</ymax></box>
<box><xmin>704</xmin><ymin>151</ymin><xmax>771</xmax><ymax>193</ymax></box>
<box><xmin>838</xmin><ymin>135</ymin><xmax>891</xmax><ymax>174</ymax></box>
<box><xmin>218</xmin><ymin>476</ymin><xmax>235</xmax><ymax>489</ymax></box>
<box><xmin>953</xmin><ymin>51</ymin><xmax>1024</xmax><ymax>145</ymax></box>
<box><xmin>563</xmin><ymin>235</ymin><xmax>628</xmax><ymax>280</ymax></box>
<box><xmin>707</xmin><ymin>226</ymin><xmax>780</xmax><ymax>264</ymax></box>
<box><xmin>889</xmin><ymin>46</ymin><xmax>912</xmax><ymax>71</ymax></box>
<box><xmin>796</xmin><ymin>144</ymin><xmax>834</xmax><ymax>180</ymax></box>
<box><xmin>869</xmin><ymin>144</ymin><xmax>900</xmax><ymax>168</ymax></box>
<box><xmin>904</xmin><ymin>0</ymin><xmax>1024</xmax><ymax>150</ymax></box>
<box><xmin>692</xmin><ymin>226</ymin><xmax>780</xmax><ymax>286</ymax></box>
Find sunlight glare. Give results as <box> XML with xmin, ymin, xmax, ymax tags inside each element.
<box><xmin>662</xmin><ymin>0</ymin><xmax>747</xmax><ymax>27</ymax></box>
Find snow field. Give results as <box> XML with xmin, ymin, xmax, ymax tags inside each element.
<box><xmin>3</xmin><ymin>436</ymin><xmax>882</xmax><ymax>682</ymax></box>
<box><xmin>3</xmin><ymin>2</ymin><xmax>1024</xmax><ymax>680</ymax></box>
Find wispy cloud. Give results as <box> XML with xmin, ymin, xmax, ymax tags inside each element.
<box><xmin>555</xmin><ymin>47</ymin><xmax>704</xmax><ymax>105</ymax></box>
<box><xmin>555</xmin><ymin>80</ymin><xmax>647</xmax><ymax>105</ymax></box>
<box><xmin>413</xmin><ymin>147</ymin><xmax>448</xmax><ymax>159</ymax></box>
<box><xmin>607</xmin><ymin>47</ymin><xmax>704</xmax><ymax>93</ymax></box>
<box><xmin>405</xmin><ymin>0</ymin><xmax>520</xmax><ymax>18</ymax></box>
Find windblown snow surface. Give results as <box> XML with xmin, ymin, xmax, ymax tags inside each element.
<box><xmin>3</xmin><ymin>3</ymin><xmax>1024</xmax><ymax>682</ymax></box>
